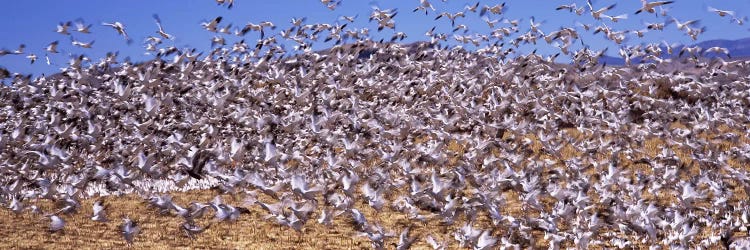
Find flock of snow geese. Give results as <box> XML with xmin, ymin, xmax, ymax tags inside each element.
<box><xmin>2</xmin><ymin>0</ymin><xmax>750</xmax><ymax>249</ymax></box>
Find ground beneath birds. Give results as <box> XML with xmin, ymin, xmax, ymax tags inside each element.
<box><xmin>1</xmin><ymin>124</ymin><xmax>749</xmax><ymax>249</ymax></box>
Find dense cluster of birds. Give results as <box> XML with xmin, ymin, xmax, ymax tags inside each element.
<box><xmin>1</xmin><ymin>0</ymin><xmax>750</xmax><ymax>249</ymax></box>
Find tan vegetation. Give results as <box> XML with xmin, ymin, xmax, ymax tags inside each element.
<box><xmin>2</xmin><ymin>123</ymin><xmax>747</xmax><ymax>249</ymax></box>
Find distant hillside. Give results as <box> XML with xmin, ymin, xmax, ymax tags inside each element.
<box><xmin>601</xmin><ymin>37</ymin><xmax>750</xmax><ymax>65</ymax></box>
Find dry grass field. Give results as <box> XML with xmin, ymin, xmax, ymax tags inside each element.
<box><xmin>2</xmin><ymin>123</ymin><xmax>748</xmax><ymax>249</ymax></box>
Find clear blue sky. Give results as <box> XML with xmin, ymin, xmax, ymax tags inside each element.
<box><xmin>0</xmin><ymin>0</ymin><xmax>748</xmax><ymax>76</ymax></box>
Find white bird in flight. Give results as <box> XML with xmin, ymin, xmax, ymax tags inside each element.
<box><xmin>707</xmin><ymin>7</ymin><xmax>735</xmax><ymax>17</ymax></box>
<box><xmin>635</xmin><ymin>1</ymin><xmax>675</xmax><ymax>15</ymax></box>
<box><xmin>121</xmin><ymin>217</ymin><xmax>140</xmax><ymax>246</ymax></box>
<box><xmin>74</xmin><ymin>19</ymin><xmax>92</xmax><ymax>33</ymax></box>
<box><xmin>102</xmin><ymin>21</ymin><xmax>132</xmax><ymax>44</ymax></box>
<box><xmin>152</xmin><ymin>14</ymin><xmax>174</xmax><ymax>40</ymax></box>
<box><xmin>71</xmin><ymin>37</ymin><xmax>95</xmax><ymax>49</ymax></box>
<box><xmin>55</xmin><ymin>21</ymin><xmax>71</xmax><ymax>35</ymax></box>
<box><xmin>91</xmin><ymin>200</ymin><xmax>109</xmax><ymax>222</ymax></box>
<box><xmin>48</xmin><ymin>215</ymin><xmax>65</xmax><ymax>232</ymax></box>
<box><xmin>45</xmin><ymin>41</ymin><xmax>59</xmax><ymax>53</ymax></box>
<box><xmin>587</xmin><ymin>1</ymin><xmax>616</xmax><ymax>20</ymax></box>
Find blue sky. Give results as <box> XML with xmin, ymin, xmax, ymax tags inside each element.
<box><xmin>0</xmin><ymin>0</ymin><xmax>748</xmax><ymax>76</ymax></box>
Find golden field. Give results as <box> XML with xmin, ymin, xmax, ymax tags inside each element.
<box><xmin>1</xmin><ymin>123</ymin><xmax>748</xmax><ymax>249</ymax></box>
